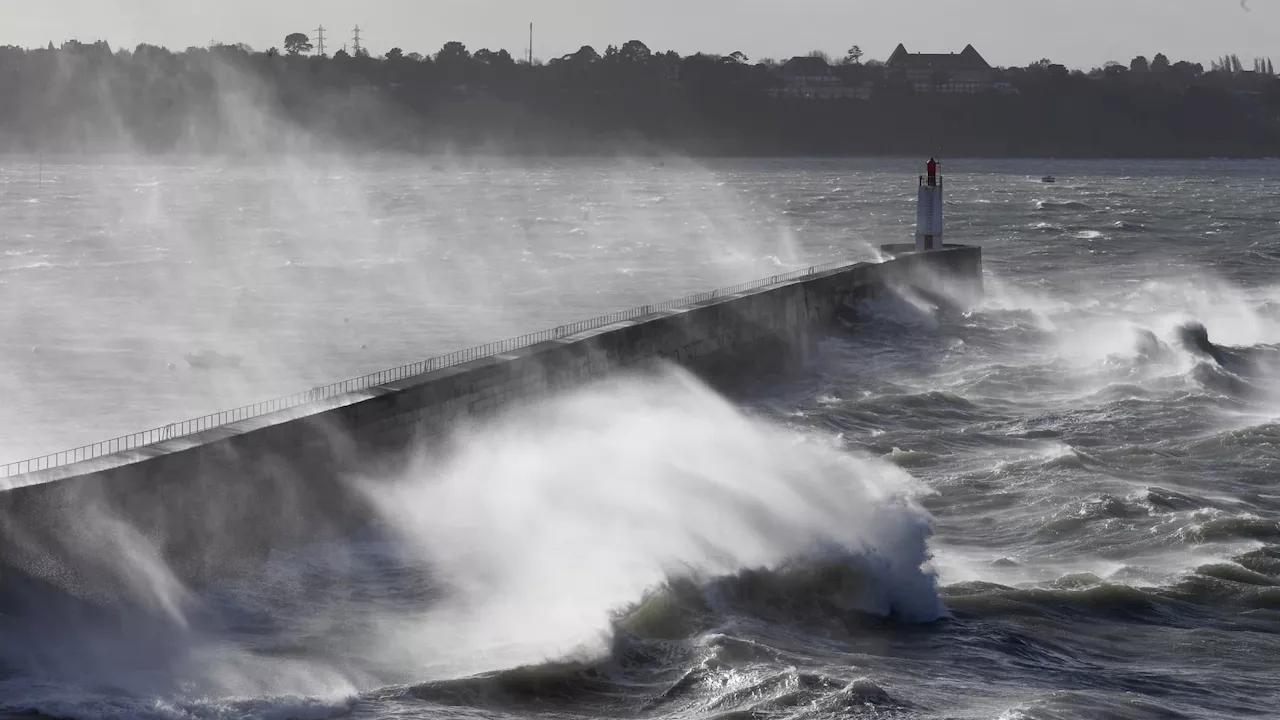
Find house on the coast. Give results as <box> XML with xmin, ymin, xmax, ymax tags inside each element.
<box><xmin>885</xmin><ymin>43</ymin><xmax>997</xmax><ymax>94</ymax></box>
<box><xmin>769</xmin><ymin>56</ymin><xmax>871</xmax><ymax>99</ymax></box>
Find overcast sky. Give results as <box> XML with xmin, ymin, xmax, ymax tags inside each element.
<box><xmin>2</xmin><ymin>0</ymin><xmax>1275</xmax><ymax>70</ymax></box>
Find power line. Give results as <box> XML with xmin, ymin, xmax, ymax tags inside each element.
<box><xmin>352</xmin><ymin>25</ymin><xmax>363</xmax><ymax>56</ymax></box>
<box><xmin>314</xmin><ymin>25</ymin><xmax>326</xmax><ymax>56</ymax></box>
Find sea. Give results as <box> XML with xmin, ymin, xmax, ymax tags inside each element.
<box><xmin>0</xmin><ymin>156</ymin><xmax>1278</xmax><ymax>719</ymax></box>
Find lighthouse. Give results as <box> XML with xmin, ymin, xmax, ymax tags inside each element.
<box><xmin>916</xmin><ymin>157</ymin><xmax>944</xmax><ymax>251</ymax></box>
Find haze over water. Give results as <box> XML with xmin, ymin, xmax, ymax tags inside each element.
<box><xmin>0</xmin><ymin>157</ymin><xmax>848</xmax><ymax>461</ymax></box>
<box><xmin>1</xmin><ymin>156</ymin><xmax>1280</xmax><ymax>719</ymax></box>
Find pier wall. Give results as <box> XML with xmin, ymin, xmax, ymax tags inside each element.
<box><xmin>0</xmin><ymin>246</ymin><xmax>981</xmax><ymax>591</ymax></box>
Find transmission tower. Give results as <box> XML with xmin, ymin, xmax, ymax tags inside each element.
<box><xmin>314</xmin><ymin>25</ymin><xmax>326</xmax><ymax>56</ymax></box>
<box><xmin>352</xmin><ymin>25</ymin><xmax>363</xmax><ymax>56</ymax></box>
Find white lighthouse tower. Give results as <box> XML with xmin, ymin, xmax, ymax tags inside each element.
<box><xmin>915</xmin><ymin>157</ymin><xmax>943</xmax><ymax>251</ymax></box>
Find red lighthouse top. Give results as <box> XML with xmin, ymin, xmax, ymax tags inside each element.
<box><xmin>926</xmin><ymin>158</ymin><xmax>938</xmax><ymax>186</ymax></box>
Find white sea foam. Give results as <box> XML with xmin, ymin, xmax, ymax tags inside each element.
<box><xmin>352</xmin><ymin>365</ymin><xmax>946</xmax><ymax>677</ymax></box>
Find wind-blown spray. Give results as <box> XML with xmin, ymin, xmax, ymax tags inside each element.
<box><xmin>353</xmin><ymin>365</ymin><xmax>947</xmax><ymax>678</ymax></box>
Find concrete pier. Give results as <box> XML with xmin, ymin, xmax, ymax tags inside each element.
<box><xmin>0</xmin><ymin>245</ymin><xmax>981</xmax><ymax>593</ymax></box>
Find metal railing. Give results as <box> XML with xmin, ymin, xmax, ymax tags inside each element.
<box><xmin>1</xmin><ymin>258</ymin><xmax>856</xmax><ymax>478</ymax></box>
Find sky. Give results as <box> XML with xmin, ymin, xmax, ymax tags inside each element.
<box><xmin>0</xmin><ymin>0</ymin><xmax>1275</xmax><ymax>71</ymax></box>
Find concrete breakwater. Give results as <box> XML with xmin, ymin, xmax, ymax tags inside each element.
<box><xmin>0</xmin><ymin>246</ymin><xmax>981</xmax><ymax>591</ymax></box>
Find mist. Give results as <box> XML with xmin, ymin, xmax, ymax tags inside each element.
<box><xmin>351</xmin><ymin>366</ymin><xmax>944</xmax><ymax>676</ymax></box>
<box><xmin>3</xmin><ymin>35</ymin><xmax>1280</xmax><ymax>720</ymax></box>
<box><xmin>0</xmin><ymin>365</ymin><xmax>943</xmax><ymax>717</ymax></box>
<box><xmin>0</xmin><ymin>49</ymin><xmax>908</xmax><ymax>718</ymax></box>
<box><xmin>0</xmin><ymin>45</ymin><xmax>890</xmax><ymax>465</ymax></box>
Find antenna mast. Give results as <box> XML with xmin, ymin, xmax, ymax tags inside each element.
<box><xmin>314</xmin><ymin>25</ymin><xmax>326</xmax><ymax>56</ymax></box>
<box><xmin>528</xmin><ymin>23</ymin><xmax>533</xmax><ymax>64</ymax></box>
<box><xmin>352</xmin><ymin>25</ymin><xmax>363</xmax><ymax>56</ymax></box>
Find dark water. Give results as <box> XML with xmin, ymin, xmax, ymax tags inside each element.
<box><xmin>2</xmin><ymin>158</ymin><xmax>1280</xmax><ymax>719</ymax></box>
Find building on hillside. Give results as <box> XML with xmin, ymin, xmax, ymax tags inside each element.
<box><xmin>885</xmin><ymin>43</ymin><xmax>996</xmax><ymax>94</ymax></box>
<box><xmin>768</xmin><ymin>56</ymin><xmax>870</xmax><ymax>99</ymax></box>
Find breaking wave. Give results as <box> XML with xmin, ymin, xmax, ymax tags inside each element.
<box><xmin>354</xmin><ymin>366</ymin><xmax>947</xmax><ymax>680</ymax></box>
<box><xmin>1035</xmin><ymin>200</ymin><xmax>1094</xmax><ymax>212</ymax></box>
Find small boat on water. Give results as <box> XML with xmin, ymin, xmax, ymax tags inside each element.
<box><xmin>1041</xmin><ymin>175</ymin><xmax>1056</xmax><ymax>183</ymax></box>
<box><xmin>185</xmin><ymin>350</ymin><xmax>242</xmax><ymax>369</ymax></box>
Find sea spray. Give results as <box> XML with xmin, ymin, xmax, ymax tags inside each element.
<box><xmin>352</xmin><ymin>364</ymin><xmax>947</xmax><ymax>678</ymax></box>
<box><xmin>0</xmin><ymin>502</ymin><xmax>361</xmax><ymax>719</ymax></box>
<box><xmin>0</xmin><ymin>161</ymin><xmax>1277</xmax><ymax>718</ymax></box>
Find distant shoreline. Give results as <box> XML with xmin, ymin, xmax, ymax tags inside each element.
<box><xmin>4</xmin><ymin>146</ymin><xmax>1278</xmax><ymax>163</ymax></box>
<box><xmin>1</xmin><ymin>40</ymin><xmax>1276</xmax><ymax>163</ymax></box>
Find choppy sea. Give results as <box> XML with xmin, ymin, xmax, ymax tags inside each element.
<box><xmin>1</xmin><ymin>156</ymin><xmax>1279</xmax><ymax>719</ymax></box>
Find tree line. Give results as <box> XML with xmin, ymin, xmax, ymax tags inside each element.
<box><xmin>0</xmin><ymin>37</ymin><xmax>1277</xmax><ymax>158</ymax></box>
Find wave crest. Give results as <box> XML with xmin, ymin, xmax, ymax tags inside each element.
<box><xmin>354</xmin><ymin>365</ymin><xmax>946</xmax><ymax>678</ymax></box>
